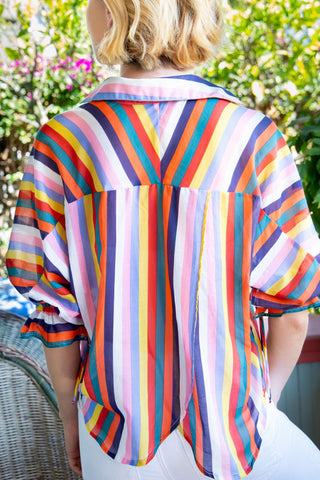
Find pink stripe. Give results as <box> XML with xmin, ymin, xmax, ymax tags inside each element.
<box><xmin>35</xmin><ymin>170</ymin><xmax>64</xmax><ymax>197</ymax></box>
<box><xmin>63</xmin><ymin>111</ymin><xmax>122</xmax><ymax>188</ymax></box>
<box><xmin>211</xmin><ymin>109</ymin><xmax>256</xmax><ymax>190</ymax></box>
<box><xmin>10</xmin><ymin>231</ymin><xmax>42</xmax><ymax>248</ymax></box>
<box><xmin>160</xmin><ymin>102</ymin><xmax>178</xmax><ymax>138</ymax></box>
<box><xmin>262</xmin><ymin>162</ymin><xmax>297</xmax><ymax>198</ymax></box>
<box><xmin>122</xmin><ymin>189</ymin><xmax>133</xmax><ymax>461</ymax></box>
<box><xmin>180</xmin><ymin>190</ymin><xmax>197</xmax><ymax>398</ymax></box>
<box><xmin>205</xmin><ymin>201</ymin><xmax>231</xmax><ymax>476</ymax></box>
<box><xmin>48</xmin><ymin>230</ymin><xmax>68</xmax><ymax>266</ymax></box>
<box><xmin>68</xmin><ymin>203</ymin><xmax>96</xmax><ymax>329</ymax></box>
<box><xmin>255</xmin><ymin>236</ymin><xmax>299</xmax><ymax>289</ymax></box>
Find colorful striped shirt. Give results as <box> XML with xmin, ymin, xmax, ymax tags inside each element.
<box><xmin>6</xmin><ymin>75</ymin><xmax>320</xmax><ymax>479</ymax></box>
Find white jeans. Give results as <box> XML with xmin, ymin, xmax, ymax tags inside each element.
<box><xmin>78</xmin><ymin>401</ymin><xmax>320</xmax><ymax>480</ymax></box>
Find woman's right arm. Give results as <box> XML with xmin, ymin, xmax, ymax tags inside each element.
<box><xmin>267</xmin><ymin>310</ymin><xmax>309</xmax><ymax>405</ymax></box>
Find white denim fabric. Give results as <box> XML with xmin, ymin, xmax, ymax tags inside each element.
<box><xmin>78</xmin><ymin>400</ymin><xmax>320</xmax><ymax>480</ymax></box>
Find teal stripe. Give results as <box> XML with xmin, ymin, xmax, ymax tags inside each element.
<box><xmin>172</xmin><ymin>100</ymin><xmax>217</xmax><ymax>185</ymax></box>
<box><xmin>233</xmin><ymin>194</ymin><xmax>252</xmax><ymax>463</ymax></box>
<box><xmin>95</xmin><ymin>410</ymin><xmax>116</xmax><ymax>446</ymax></box>
<box><xmin>155</xmin><ymin>185</ymin><xmax>166</xmax><ymax>447</ymax></box>
<box><xmin>187</xmin><ymin>396</ymin><xmax>197</xmax><ymax>453</ymax></box>
<box><xmin>94</xmin><ymin>194</ymin><xmax>102</xmax><ymax>264</ymax></box>
<box><xmin>88</xmin><ymin>328</ymin><xmax>103</xmax><ymax>404</ymax></box>
<box><xmin>255</xmin><ymin>128</ymin><xmax>282</xmax><ymax>167</ymax></box>
<box><xmin>37</xmin><ymin>130</ymin><xmax>91</xmax><ymax>195</ymax></box>
<box><xmin>109</xmin><ymin>102</ymin><xmax>160</xmax><ymax>183</ymax></box>
<box><xmin>36</xmin><ymin>209</ymin><xmax>58</xmax><ymax>226</ymax></box>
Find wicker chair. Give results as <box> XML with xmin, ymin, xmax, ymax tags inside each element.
<box><xmin>0</xmin><ymin>311</ymin><xmax>82</xmax><ymax>480</ymax></box>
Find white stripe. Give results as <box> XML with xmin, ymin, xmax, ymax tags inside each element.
<box><xmin>173</xmin><ymin>188</ymin><xmax>188</xmax><ymax>413</ymax></box>
<box><xmin>112</xmin><ymin>189</ymin><xmax>128</xmax><ymax>461</ymax></box>
<box><xmin>250</xmin><ymin>232</ymin><xmax>289</xmax><ymax>289</ymax></box>
<box><xmin>160</xmin><ymin>101</ymin><xmax>187</xmax><ymax>159</ymax></box>
<box><xmin>71</xmin><ymin>107</ymin><xmax>132</xmax><ymax>188</ymax></box>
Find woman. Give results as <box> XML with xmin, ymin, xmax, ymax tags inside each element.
<box><xmin>6</xmin><ymin>0</ymin><xmax>320</xmax><ymax>479</ymax></box>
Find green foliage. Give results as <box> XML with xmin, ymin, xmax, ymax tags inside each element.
<box><xmin>202</xmin><ymin>0</ymin><xmax>320</xmax><ymax>128</ymax></box>
<box><xmin>290</xmin><ymin>114</ymin><xmax>320</xmax><ymax>232</ymax></box>
<box><xmin>0</xmin><ymin>0</ymin><xmax>109</xmax><ymax>276</ymax></box>
<box><xmin>0</xmin><ymin>0</ymin><xmax>319</xmax><ymax>278</ymax></box>
<box><xmin>0</xmin><ymin>0</ymin><xmax>106</xmax><ymax>148</ymax></box>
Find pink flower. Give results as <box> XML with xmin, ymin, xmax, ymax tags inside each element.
<box><xmin>66</xmin><ymin>84</ymin><xmax>73</xmax><ymax>90</ymax></box>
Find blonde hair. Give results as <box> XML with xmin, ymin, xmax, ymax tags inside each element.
<box><xmin>97</xmin><ymin>0</ymin><xmax>224</xmax><ymax>70</ymax></box>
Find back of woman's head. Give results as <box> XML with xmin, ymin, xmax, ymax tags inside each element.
<box><xmin>98</xmin><ymin>0</ymin><xmax>224</xmax><ymax>70</ymax></box>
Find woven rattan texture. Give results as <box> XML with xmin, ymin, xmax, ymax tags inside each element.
<box><xmin>0</xmin><ymin>311</ymin><xmax>81</xmax><ymax>480</ymax></box>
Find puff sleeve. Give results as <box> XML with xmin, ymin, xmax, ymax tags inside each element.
<box><xmin>250</xmin><ymin>119</ymin><xmax>320</xmax><ymax>316</ymax></box>
<box><xmin>6</xmin><ymin>125</ymin><xmax>89</xmax><ymax>346</ymax></box>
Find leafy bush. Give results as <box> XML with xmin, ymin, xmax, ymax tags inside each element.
<box><xmin>202</xmin><ymin>0</ymin><xmax>320</xmax><ymax>129</ymax></box>
<box><xmin>290</xmin><ymin>114</ymin><xmax>320</xmax><ymax>232</ymax></box>
<box><xmin>0</xmin><ymin>0</ymin><xmax>319</xmax><ymax>277</ymax></box>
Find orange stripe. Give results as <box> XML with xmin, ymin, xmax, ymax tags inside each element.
<box><xmin>181</xmin><ymin>101</ymin><xmax>228</xmax><ymax>187</ymax></box>
<box><xmin>161</xmin><ymin>187</ymin><xmax>174</xmax><ymax>438</ymax></box>
<box><xmin>164</xmin><ymin>100</ymin><xmax>206</xmax><ymax>184</ymax></box>
<box><xmin>124</xmin><ymin>105</ymin><xmax>160</xmax><ymax>178</ymax></box>
<box><xmin>15</xmin><ymin>206</ymin><xmax>37</xmax><ymax>219</ymax></box>
<box><xmin>254</xmin><ymin>122</ymin><xmax>279</xmax><ymax>176</ymax></box>
<box><xmin>253</xmin><ymin>214</ymin><xmax>278</xmax><ymax>257</ymax></box>
<box><xmin>21</xmin><ymin>323</ymin><xmax>87</xmax><ymax>341</ymax></box>
<box><xmin>281</xmin><ymin>208</ymin><xmax>309</xmax><ymax>234</ymax></box>
<box><xmin>242</xmin><ymin>195</ymin><xmax>254</xmax><ymax>404</ymax></box>
<box><xmin>35</xmin><ymin>138</ymin><xmax>84</xmax><ymax>199</ymax></box>
<box><xmin>236</xmin><ymin>154</ymin><xmax>255</xmax><ymax>191</ymax></box>
<box><xmin>147</xmin><ymin>185</ymin><xmax>157</xmax><ymax>452</ymax></box>
<box><xmin>95</xmin><ymin>193</ymin><xmax>110</xmax><ymax>405</ymax></box>
<box><xmin>93</xmin><ymin>101</ymin><xmax>151</xmax><ymax>184</ymax></box>
<box><xmin>271</xmin><ymin>189</ymin><xmax>305</xmax><ymax>222</ymax></box>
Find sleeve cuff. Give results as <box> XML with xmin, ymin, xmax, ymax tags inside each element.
<box><xmin>20</xmin><ymin>308</ymin><xmax>89</xmax><ymax>347</ymax></box>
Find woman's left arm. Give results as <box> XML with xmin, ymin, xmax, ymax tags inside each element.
<box><xmin>43</xmin><ymin>343</ymin><xmax>82</xmax><ymax>476</ymax></box>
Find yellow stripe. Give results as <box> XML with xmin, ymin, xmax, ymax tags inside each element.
<box><xmin>85</xmin><ymin>403</ymin><xmax>104</xmax><ymax>432</ymax></box>
<box><xmin>220</xmin><ymin>193</ymin><xmax>246</xmax><ymax>476</ymax></box>
<box><xmin>257</xmin><ymin>145</ymin><xmax>290</xmax><ymax>183</ymax></box>
<box><xmin>20</xmin><ymin>180</ymin><xmax>63</xmax><ymax>216</ymax></box>
<box><xmin>55</xmin><ymin>221</ymin><xmax>67</xmax><ymax>244</ymax></box>
<box><xmin>83</xmin><ymin>195</ymin><xmax>101</xmax><ymax>283</ymax></box>
<box><xmin>41</xmin><ymin>274</ymin><xmax>77</xmax><ymax>303</ymax></box>
<box><xmin>50</xmin><ymin>119</ymin><xmax>103</xmax><ymax>191</ymax></box>
<box><xmin>266</xmin><ymin>247</ymin><xmax>306</xmax><ymax>295</ymax></box>
<box><xmin>287</xmin><ymin>215</ymin><xmax>312</xmax><ymax>239</ymax></box>
<box><xmin>138</xmin><ymin>186</ymin><xmax>149</xmax><ymax>462</ymax></box>
<box><xmin>6</xmin><ymin>250</ymin><xmax>42</xmax><ymax>265</ymax></box>
<box><xmin>190</xmin><ymin>103</ymin><xmax>238</xmax><ymax>188</ymax></box>
<box><xmin>34</xmin><ymin>189</ymin><xmax>64</xmax><ymax>215</ymax></box>
<box><xmin>133</xmin><ymin>104</ymin><xmax>160</xmax><ymax>156</ymax></box>
<box><xmin>20</xmin><ymin>180</ymin><xmax>35</xmax><ymax>192</ymax></box>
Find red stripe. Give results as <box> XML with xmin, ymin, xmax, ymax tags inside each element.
<box><xmin>161</xmin><ymin>187</ymin><xmax>174</xmax><ymax>438</ymax></box>
<box><xmin>124</xmin><ymin>105</ymin><xmax>160</xmax><ymax>179</ymax></box>
<box><xmin>42</xmin><ymin>125</ymin><xmax>97</xmax><ymax>193</ymax></box>
<box><xmin>147</xmin><ymin>185</ymin><xmax>158</xmax><ymax>452</ymax></box>
<box><xmin>181</xmin><ymin>101</ymin><xmax>228</xmax><ymax>187</ymax></box>
<box><xmin>94</xmin><ymin>193</ymin><xmax>110</xmax><ymax>406</ymax></box>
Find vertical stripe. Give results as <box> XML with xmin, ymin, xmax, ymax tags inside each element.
<box><xmin>138</xmin><ymin>186</ymin><xmax>150</xmax><ymax>462</ymax></box>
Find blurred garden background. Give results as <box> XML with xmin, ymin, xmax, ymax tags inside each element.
<box><xmin>0</xmin><ymin>0</ymin><xmax>319</xmax><ymax>277</ymax></box>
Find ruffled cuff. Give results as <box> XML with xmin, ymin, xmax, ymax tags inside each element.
<box><xmin>20</xmin><ymin>304</ymin><xmax>89</xmax><ymax>347</ymax></box>
<box><xmin>253</xmin><ymin>297</ymin><xmax>320</xmax><ymax>319</ymax></box>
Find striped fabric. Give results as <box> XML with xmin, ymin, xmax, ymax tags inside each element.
<box><xmin>6</xmin><ymin>75</ymin><xmax>320</xmax><ymax>479</ymax></box>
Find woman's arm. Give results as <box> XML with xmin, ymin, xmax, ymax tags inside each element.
<box><xmin>43</xmin><ymin>342</ymin><xmax>82</xmax><ymax>476</ymax></box>
<box><xmin>267</xmin><ymin>310</ymin><xmax>309</xmax><ymax>405</ymax></box>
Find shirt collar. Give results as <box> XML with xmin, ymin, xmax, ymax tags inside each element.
<box><xmin>80</xmin><ymin>74</ymin><xmax>242</xmax><ymax>105</ymax></box>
